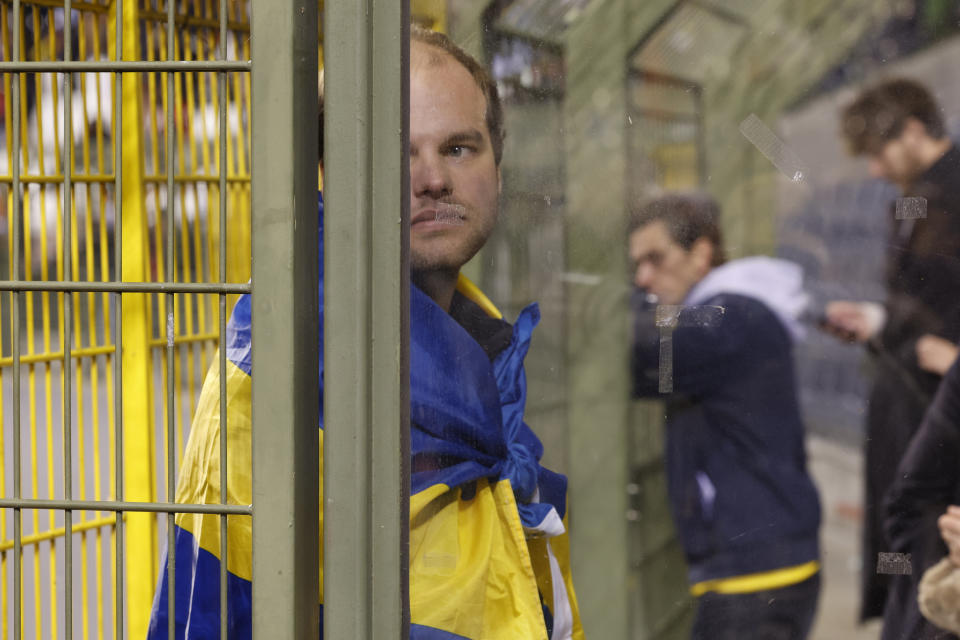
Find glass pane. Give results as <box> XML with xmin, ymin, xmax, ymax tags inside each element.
<box><xmin>440</xmin><ymin>1</ymin><xmax>960</xmax><ymax>639</ymax></box>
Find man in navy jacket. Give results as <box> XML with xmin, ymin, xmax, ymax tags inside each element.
<box><xmin>630</xmin><ymin>193</ymin><xmax>822</xmax><ymax>640</ymax></box>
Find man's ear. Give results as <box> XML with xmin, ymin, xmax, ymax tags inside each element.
<box><xmin>691</xmin><ymin>237</ymin><xmax>714</xmax><ymax>273</ymax></box>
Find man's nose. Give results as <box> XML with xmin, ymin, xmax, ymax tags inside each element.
<box><xmin>411</xmin><ymin>153</ymin><xmax>450</xmax><ymax>198</ymax></box>
<box><xmin>634</xmin><ymin>263</ymin><xmax>652</xmax><ymax>288</ymax></box>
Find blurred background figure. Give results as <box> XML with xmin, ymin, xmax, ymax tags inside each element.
<box><xmin>630</xmin><ymin>192</ymin><xmax>822</xmax><ymax>640</ymax></box>
<box><xmin>885</xmin><ymin>355</ymin><xmax>960</xmax><ymax>640</ymax></box>
<box><xmin>821</xmin><ymin>78</ymin><xmax>960</xmax><ymax>636</ymax></box>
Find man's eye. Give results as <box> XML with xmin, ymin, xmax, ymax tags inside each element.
<box><xmin>446</xmin><ymin>145</ymin><xmax>473</xmax><ymax>158</ymax></box>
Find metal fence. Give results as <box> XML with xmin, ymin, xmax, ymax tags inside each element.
<box><xmin>0</xmin><ymin>0</ymin><xmax>436</xmax><ymax>636</ymax></box>
<box><xmin>0</xmin><ymin>0</ymin><xmax>251</xmax><ymax>636</ymax></box>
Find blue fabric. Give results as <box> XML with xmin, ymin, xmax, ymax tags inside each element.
<box><xmin>410</xmin><ymin>624</ymin><xmax>472</xmax><ymax>639</ymax></box>
<box><xmin>225</xmin><ymin>293</ymin><xmax>252</xmax><ymax>375</ymax></box>
<box><xmin>147</xmin><ymin>525</ymin><xmax>252</xmax><ymax>640</ymax></box>
<box><xmin>407</xmin><ymin>286</ymin><xmax>566</xmax><ymax>529</ymax></box>
<box><xmin>632</xmin><ymin>291</ymin><xmax>821</xmax><ymax>584</ymax></box>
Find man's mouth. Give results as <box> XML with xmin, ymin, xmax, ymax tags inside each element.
<box><xmin>412</xmin><ymin>203</ymin><xmax>466</xmax><ymax>227</ymax></box>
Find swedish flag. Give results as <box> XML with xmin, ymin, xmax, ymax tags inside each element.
<box><xmin>148</xmin><ymin>195</ymin><xmax>583</xmax><ymax>639</ymax></box>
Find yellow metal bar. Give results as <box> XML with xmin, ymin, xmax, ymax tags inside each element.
<box><xmin>172</xmin><ymin>28</ymin><xmax>194</xmax><ymax>453</ymax></box>
<box><xmin>89</xmin><ymin>17</ymin><xmax>110</xmax><ymax>634</ymax></box>
<box><xmin>37</xmin><ymin>31</ymin><xmax>60</xmax><ymax>640</ymax></box>
<box><xmin>12</xmin><ymin>0</ymin><xmax>109</xmax><ymax>13</ymax></box>
<box><xmin>197</xmin><ymin>26</ymin><xmax>221</xmax><ymax>357</ymax></box>
<box><xmin>47</xmin><ymin>99</ymin><xmax>62</xmax><ymax>640</ymax></box>
<box><xmin>0</xmin><ymin>169</ymin><xmax>7</xmax><ymax>640</ymax></box>
<box><xmin>144</xmin><ymin>173</ymin><xmax>250</xmax><ymax>184</ymax></box>
<box><xmin>0</xmin><ymin>173</ymin><xmax>253</xmax><ymax>184</ymax></box>
<box><xmin>181</xmin><ymin>33</ymin><xmax>211</xmax><ymax>418</ymax></box>
<box><xmin>113</xmin><ymin>1</ymin><xmax>160</xmax><ymax>636</ymax></box>
<box><xmin>18</xmin><ymin>13</ymin><xmax>58</xmax><ymax>635</ymax></box>
<box><xmin>0</xmin><ymin>343</ymin><xmax>119</xmax><ymax>367</ymax></box>
<box><xmin>228</xmin><ymin>64</ymin><xmax>251</xmax><ymax>286</ymax></box>
<box><xmin>0</xmin><ymin>516</ymin><xmax>119</xmax><ymax>553</ymax></box>
<box><xmin>138</xmin><ymin>6</ymin><xmax>250</xmax><ymax>33</ymax></box>
<box><xmin>1</xmin><ymin>8</ymin><xmax>8</xmax><ymax>629</ymax></box>
<box><xmin>75</xmin><ymin>21</ymin><xmax>92</xmax><ymax>639</ymax></box>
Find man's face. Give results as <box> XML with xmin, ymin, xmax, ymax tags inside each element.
<box><xmin>865</xmin><ymin>121</ymin><xmax>928</xmax><ymax>189</ymax></box>
<box><xmin>629</xmin><ymin>221</ymin><xmax>710</xmax><ymax>305</ymax></box>
<box><xmin>409</xmin><ymin>44</ymin><xmax>500</xmax><ymax>274</ymax></box>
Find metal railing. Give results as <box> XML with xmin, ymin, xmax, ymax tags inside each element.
<box><xmin>1</xmin><ymin>0</ymin><xmax>252</xmax><ymax>636</ymax></box>
<box><xmin>0</xmin><ymin>0</ymin><xmax>427</xmax><ymax>635</ymax></box>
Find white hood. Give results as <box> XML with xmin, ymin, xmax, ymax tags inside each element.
<box><xmin>683</xmin><ymin>256</ymin><xmax>809</xmax><ymax>341</ymax></box>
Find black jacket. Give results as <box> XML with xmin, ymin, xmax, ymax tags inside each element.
<box><xmin>863</xmin><ymin>145</ymin><xmax>960</xmax><ymax>622</ymax></box>
<box><xmin>883</xmin><ymin>358</ymin><xmax>960</xmax><ymax>640</ymax></box>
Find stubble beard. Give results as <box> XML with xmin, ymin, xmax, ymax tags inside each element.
<box><xmin>410</xmin><ymin>234</ymin><xmax>486</xmax><ymax>275</ymax></box>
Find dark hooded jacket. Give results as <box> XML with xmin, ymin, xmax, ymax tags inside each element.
<box><xmin>632</xmin><ymin>257</ymin><xmax>821</xmax><ymax>586</ymax></box>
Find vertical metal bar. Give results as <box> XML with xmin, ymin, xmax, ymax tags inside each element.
<box><xmin>165</xmin><ymin>2</ymin><xmax>176</xmax><ymax>639</ymax></box>
<box><xmin>323</xmin><ymin>1</ymin><xmax>410</xmax><ymax>638</ymax></box>
<box><xmin>62</xmin><ymin>3</ymin><xmax>75</xmax><ymax>637</ymax></box>
<box><xmin>217</xmin><ymin>2</ymin><xmax>228</xmax><ymax>640</ymax></box>
<box><xmin>113</xmin><ymin>0</ymin><xmax>125</xmax><ymax>636</ymax></box>
<box><xmin>117</xmin><ymin>3</ymin><xmax>157</xmax><ymax>635</ymax></box>
<box><xmin>250</xmin><ymin>1</ymin><xmax>319</xmax><ymax>638</ymax></box>
<box><xmin>11</xmin><ymin>2</ymin><xmax>22</xmax><ymax>639</ymax></box>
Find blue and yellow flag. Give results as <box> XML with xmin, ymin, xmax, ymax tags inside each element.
<box><xmin>148</xmin><ymin>196</ymin><xmax>583</xmax><ymax>639</ymax></box>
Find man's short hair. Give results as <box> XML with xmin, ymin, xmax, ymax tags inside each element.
<box><xmin>841</xmin><ymin>78</ymin><xmax>946</xmax><ymax>155</ymax></box>
<box><xmin>411</xmin><ymin>25</ymin><xmax>505</xmax><ymax>166</ymax></box>
<box><xmin>628</xmin><ymin>192</ymin><xmax>726</xmax><ymax>267</ymax></box>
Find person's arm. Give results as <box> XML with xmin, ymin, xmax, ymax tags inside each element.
<box><xmin>822</xmin><ymin>300</ymin><xmax>886</xmax><ymax>343</ymax></box>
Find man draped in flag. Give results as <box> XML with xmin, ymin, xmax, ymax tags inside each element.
<box><xmin>148</xmin><ymin>26</ymin><xmax>583</xmax><ymax>640</ymax></box>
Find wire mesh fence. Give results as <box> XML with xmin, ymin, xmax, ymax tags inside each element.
<box><xmin>0</xmin><ymin>1</ymin><xmax>251</xmax><ymax>637</ymax></box>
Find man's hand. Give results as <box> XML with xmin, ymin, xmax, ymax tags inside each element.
<box><xmin>822</xmin><ymin>301</ymin><xmax>886</xmax><ymax>343</ymax></box>
<box><xmin>938</xmin><ymin>506</ymin><xmax>960</xmax><ymax>566</ymax></box>
<box><xmin>916</xmin><ymin>334</ymin><xmax>959</xmax><ymax>376</ymax></box>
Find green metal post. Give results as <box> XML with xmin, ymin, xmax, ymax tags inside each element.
<box><xmin>564</xmin><ymin>0</ymin><xmax>632</xmax><ymax>637</ymax></box>
<box><xmin>323</xmin><ymin>0</ymin><xmax>411</xmax><ymax>638</ymax></box>
<box><xmin>250</xmin><ymin>2</ymin><xmax>320</xmax><ymax>638</ymax></box>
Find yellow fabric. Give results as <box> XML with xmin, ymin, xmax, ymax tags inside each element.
<box><xmin>175</xmin><ymin>355</ymin><xmax>583</xmax><ymax>638</ymax></box>
<box><xmin>174</xmin><ymin>356</ymin><xmax>255</xmax><ymax>581</ymax></box>
<box><xmin>410</xmin><ymin>478</ymin><xmax>583</xmax><ymax>639</ymax></box>
<box><xmin>174</xmin><ymin>355</ymin><xmax>326</xmax><ymax>598</ymax></box>
<box><xmin>456</xmin><ymin>273</ymin><xmax>503</xmax><ymax>320</ymax></box>
<box><xmin>690</xmin><ymin>560</ymin><xmax>821</xmax><ymax>597</ymax></box>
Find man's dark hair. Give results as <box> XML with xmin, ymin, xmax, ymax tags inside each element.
<box><xmin>628</xmin><ymin>192</ymin><xmax>726</xmax><ymax>267</ymax></box>
<box><xmin>411</xmin><ymin>25</ymin><xmax>505</xmax><ymax>166</ymax></box>
<box><xmin>841</xmin><ymin>78</ymin><xmax>946</xmax><ymax>154</ymax></box>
